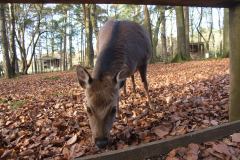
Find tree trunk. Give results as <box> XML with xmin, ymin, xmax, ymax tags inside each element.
<box><xmin>63</xmin><ymin>10</ymin><xmax>67</xmax><ymax>70</ymax></box>
<box><xmin>83</xmin><ymin>4</ymin><xmax>94</xmax><ymax>68</ymax></box>
<box><xmin>45</xmin><ymin>17</ymin><xmax>49</xmax><ymax>56</ymax></box>
<box><xmin>16</xmin><ymin>4</ymin><xmax>43</xmax><ymax>74</ymax></box>
<box><xmin>60</xmin><ymin>36</ymin><xmax>63</xmax><ymax>71</ymax></box>
<box><xmin>152</xmin><ymin>7</ymin><xmax>161</xmax><ymax>60</ymax></box>
<box><xmin>51</xmin><ymin>13</ymin><xmax>55</xmax><ymax>56</ymax></box>
<box><xmin>174</xmin><ymin>6</ymin><xmax>188</xmax><ymax>61</ymax></box>
<box><xmin>229</xmin><ymin>4</ymin><xmax>240</xmax><ymax>121</ymax></box>
<box><xmin>223</xmin><ymin>8</ymin><xmax>230</xmax><ymax>58</ymax></box>
<box><xmin>196</xmin><ymin>8</ymin><xmax>203</xmax><ymax>57</ymax></box>
<box><xmin>34</xmin><ymin>53</ymin><xmax>37</xmax><ymax>73</ymax></box>
<box><xmin>190</xmin><ymin>9</ymin><xmax>194</xmax><ymax>42</ymax></box>
<box><xmin>184</xmin><ymin>7</ymin><xmax>190</xmax><ymax>59</ymax></box>
<box><xmin>69</xmin><ymin>24</ymin><xmax>73</xmax><ymax>69</ymax></box>
<box><xmin>217</xmin><ymin>8</ymin><xmax>223</xmax><ymax>55</ymax></box>
<box><xmin>170</xmin><ymin>10</ymin><xmax>174</xmax><ymax>58</ymax></box>
<box><xmin>81</xmin><ymin>27</ymin><xmax>84</xmax><ymax>64</ymax></box>
<box><xmin>0</xmin><ymin>4</ymin><xmax>13</xmax><ymax>78</ymax></box>
<box><xmin>39</xmin><ymin>43</ymin><xmax>43</xmax><ymax>72</ymax></box>
<box><xmin>160</xmin><ymin>7</ymin><xmax>167</xmax><ymax>62</ymax></box>
<box><xmin>143</xmin><ymin>5</ymin><xmax>154</xmax><ymax>62</ymax></box>
<box><xmin>9</xmin><ymin>3</ymin><xmax>17</xmax><ymax>75</ymax></box>
<box><xmin>196</xmin><ymin>8</ymin><xmax>213</xmax><ymax>54</ymax></box>
<box><xmin>91</xmin><ymin>4</ymin><xmax>98</xmax><ymax>38</ymax></box>
<box><xmin>207</xmin><ymin>9</ymin><xmax>213</xmax><ymax>53</ymax></box>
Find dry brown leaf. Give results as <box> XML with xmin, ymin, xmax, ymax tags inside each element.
<box><xmin>166</xmin><ymin>149</ymin><xmax>178</xmax><ymax>160</ymax></box>
<box><xmin>62</xmin><ymin>147</ymin><xmax>70</xmax><ymax>159</ymax></box>
<box><xmin>66</xmin><ymin>135</ymin><xmax>78</xmax><ymax>145</ymax></box>
<box><xmin>0</xmin><ymin>149</ymin><xmax>14</xmax><ymax>159</ymax></box>
<box><xmin>19</xmin><ymin>149</ymin><xmax>34</xmax><ymax>156</ymax></box>
<box><xmin>212</xmin><ymin>143</ymin><xmax>231</xmax><ymax>156</ymax></box>
<box><xmin>210</xmin><ymin>120</ymin><xmax>219</xmax><ymax>126</ymax></box>
<box><xmin>152</xmin><ymin>124</ymin><xmax>171</xmax><ymax>138</ymax></box>
<box><xmin>186</xmin><ymin>143</ymin><xmax>199</xmax><ymax>160</ymax></box>
<box><xmin>231</xmin><ymin>133</ymin><xmax>240</xmax><ymax>143</ymax></box>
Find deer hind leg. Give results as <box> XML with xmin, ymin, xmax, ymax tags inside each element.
<box><xmin>139</xmin><ymin>64</ymin><xmax>153</xmax><ymax>109</ymax></box>
<box><xmin>131</xmin><ymin>75</ymin><xmax>136</xmax><ymax>93</ymax></box>
<box><xmin>123</xmin><ymin>81</ymin><xmax>127</xmax><ymax>95</ymax></box>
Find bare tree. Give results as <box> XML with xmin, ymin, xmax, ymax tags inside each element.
<box><xmin>63</xmin><ymin>8</ymin><xmax>67</xmax><ymax>70</ymax></box>
<box><xmin>0</xmin><ymin>4</ymin><xmax>13</xmax><ymax>78</ymax></box>
<box><xmin>91</xmin><ymin>4</ymin><xmax>99</xmax><ymax>38</ymax></box>
<box><xmin>144</xmin><ymin>5</ymin><xmax>154</xmax><ymax>61</ymax></box>
<box><xmin>174</xmin><ymin>6</ymin><xmax>189</xmax><ymax>61</ymax></box>
<box><xmin>160</xmin><ymin>6</ymin><xmax>167</xmax><ymax>61</ymax></box>
<box><xmin>196</xmin><ymin>8</ymin><xmax>213</xmax><ymax>53</ymax></box>
<box><xmin>83</xmin><ymin>4</ymin><xmax>94</xmax><ymax>67</ymax></box>
<box><xmin>184</xmin><ymin>7</ymin><xmax>190</xmax><ymax>57</ymax></box>
<box><xmin>217</xmin><ymin>8</ymin><xmax>223</xmax><ymax>55</ymax></box>
<box><xmin>16</xmin><ymin>4</ymin><xmax>45</xmax><ymax>74</ymax></box>
<box><xmin>9</xmin><ymin>4</ymin><xmax>17</xmax><ymax>75</ymax></box>
<box><xmin>223</xmin><ymin>8</ymin><xmax>230</xmax><ymax>58</ymax></box>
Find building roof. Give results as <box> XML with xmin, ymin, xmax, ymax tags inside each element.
<box><xmin>1</xmin><ymin>0</ymin><xmax>239</xmax><ymax>7</ymax></box>
<box><xmin>39</xmin><ymin>53</ymin><xmax>61</xmax><ymax>60</ymax></box>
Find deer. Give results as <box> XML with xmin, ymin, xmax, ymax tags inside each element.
<box><xmin>76</xmin><ymin>20</ymin><xmax>152</xmax><ymax>148</ymax></box>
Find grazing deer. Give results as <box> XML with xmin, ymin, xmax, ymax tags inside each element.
<box><xmin>76</xmin><ymin>20</ymin><xmax>152</xmax><ymax>148</ymax></box>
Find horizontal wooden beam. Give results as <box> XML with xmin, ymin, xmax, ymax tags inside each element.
<box><xmin>0</xmin><ymin>0</ymin><xmax>239</xmax><ymax>7</ymax></box>
<box><xmin>77</xmin><ymin>120</ymin><xmax>240</xmax><ymax>160</ymax></box>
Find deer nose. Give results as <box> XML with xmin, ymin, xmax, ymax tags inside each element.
<box><xmin>95</xmin><ymin>137</ymin><xmax>108</xmax><ymax>148</ymax></box>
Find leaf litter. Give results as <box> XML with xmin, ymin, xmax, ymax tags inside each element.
<box><xmin>0</xmin><ymin>59</ymin><xmax>238</xmax><ymax>159</ymax></box>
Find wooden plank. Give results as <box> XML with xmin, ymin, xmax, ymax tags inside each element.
<box><xmin>229</xmin><ymin>5</ymin><xmax>240</xmax><ymax>121</ymax></box>
<box><xmin>77</xmin><ymin>120</ymin><xmax>240</xmax><ymax>160</ymax></box>
<box><xmin>0</xmin><ymin>0</ymin><xmax>239</xmax><ymax>7</ymax></box>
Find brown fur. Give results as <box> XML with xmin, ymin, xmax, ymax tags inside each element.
<box><xmin>76</xmin><ymin>20</ymin><xmax>152</xmax><ymax>147</ymax></box>
<box><xmin>86</xmin><ymin>77</ymin><xmax>117</xmax><ymax>109</ymax></box>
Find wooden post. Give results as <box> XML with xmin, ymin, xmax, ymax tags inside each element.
<box><xmin>229</xmin><ymin>4</ymin><xmax>240</xmax><ymax>121</ymax></box>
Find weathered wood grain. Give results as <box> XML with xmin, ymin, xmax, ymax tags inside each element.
<box><xmin>229</xmin><ymin>4</ymin><xmax>240</xmax><ymax>121</ymax></box>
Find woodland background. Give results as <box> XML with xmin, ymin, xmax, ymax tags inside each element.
<box><xmin>0</xmin><ymin>4</ymin><xmax>230</xmax><ymax>78</ymax></box>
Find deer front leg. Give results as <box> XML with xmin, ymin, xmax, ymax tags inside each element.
<box><xmin>123</xmin><ymin>82</ymin><xmax>127</xmax><ymax>95</ymax></box>
<box><xmin>139</xmin><ymin>65</ymin><xmax>153</xmax><ymax>109</ymax></box>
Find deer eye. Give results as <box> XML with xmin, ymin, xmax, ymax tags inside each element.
<box><xmin>111</xmin><ymin>106</ymin><xmax>117</xmax><ymax>115</ymax></box>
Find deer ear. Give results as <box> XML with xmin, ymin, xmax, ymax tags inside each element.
<box><xmin>76</xmin><ymin>65</ymin><xmax>92</xmax><ymax>89</ymax></box>
<box><xmin>115</xmin><ymin>65</ymin><xmax>131</xmax><ymax>83</ymax></box>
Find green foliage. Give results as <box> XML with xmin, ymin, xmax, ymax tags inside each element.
<box><xmin>0</xmin><ymin>98</ymin><xmax>8</xmax><ymax>104</ymax></box>
<box><xmin>10</xmin><ymin>100</ymin><xmax>26</xmax><ymax>109</ymax></box>
<box><xmin>0</xmin><ymin>98</ymin><xmax>26</xmax><ymax>109</ymax></box>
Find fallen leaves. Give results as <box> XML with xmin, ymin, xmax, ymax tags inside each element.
<box><xmin>66</xmin><ymin>135</ymin><xmax>78</xmax><ymax>146</ymax></box>
<box><xmin>152</xmin><ymin>123</ymin><xmax>172</xmax><ymax>138</ymax></box>
<box><xmin>0</xmin><ymin>59</ymin><xmax>232</xmax><ymax>159</ymax></box>
<box><xmin>212</xmin><ymin>143</ymin><xmax>231</xmax><ymax>156</ymax></box>
<box><xmin>186</xmin><ymin>144</ymin><xmax>199</xmax><ymax>160</ymax></box>
<box><xmin>231</xmin><ymin>133</ymin><xmax>240</xmax><ymax>143</ymax></box>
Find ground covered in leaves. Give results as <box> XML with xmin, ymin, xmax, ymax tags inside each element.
<box><xmin>0</xmin><ymin>58</ymin><xmax>236</xmax><ymax>159</ymax></box>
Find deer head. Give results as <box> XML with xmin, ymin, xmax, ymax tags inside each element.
<box><xmin>76</xmin><ymin>65</ymin><xmax>130</xmax><ymax>148</ymax></box>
